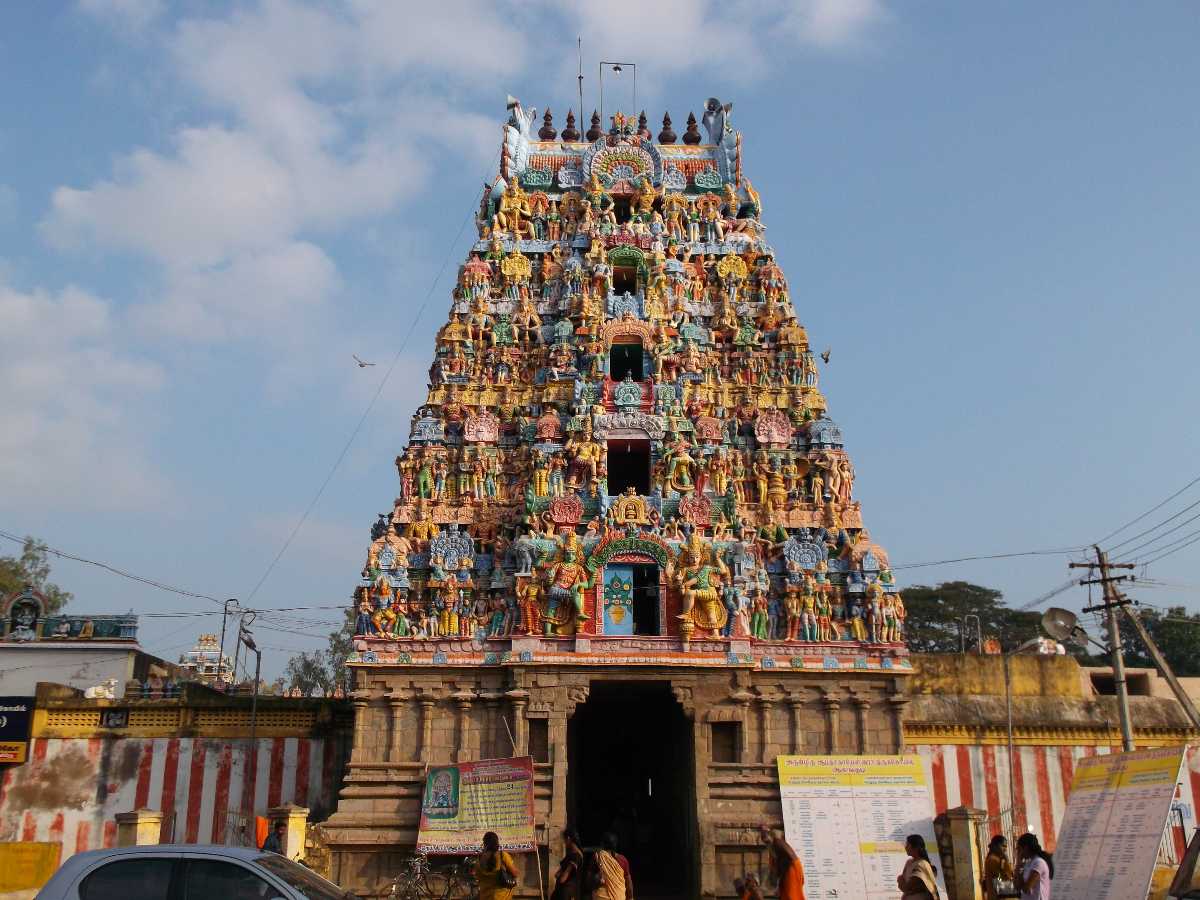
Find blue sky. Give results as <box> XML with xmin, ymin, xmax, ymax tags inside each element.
<box><xmin>2</xmin><ymin>1</ymin><xmax>1198</xmax><ymax>677</ymax></box>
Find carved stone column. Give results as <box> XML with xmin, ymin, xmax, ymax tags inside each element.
<box><xmin>452</xmin><ymin>690</ymin><xmax>476</xmax><ymax>762</ymax></box>
<box><xmin>388</xmin><ymin>690</ymin><xmax>410</xmax><ymax>763</ymax></box>
<box><xmin>822</xmin><ymin>693</ymin><xmax>841</xmax><ymax>754</ymax></box>
<box><xmin>506</xmin><ymin>688</ymin><xmax>530</xmax><ymax>755</ymax></box>
<box><xmin>852</xmin><ymin>694</ymin><xmax>872</xmax><ymax>755</ymax></box>
<box><xmin>888</xmin><ymin>693</ymin><xmax>910</xmax><ymax>753</ymax></box>
<box><xmin>787</xmin><ymin>695</ymin><xmax>804</xmax><ymax>754</ymax></box>
<box><xmin>350</xmin><ymin>693</ymin><xmax>371</xmax><ymax>764</ymax></box>
<box><xmin>479</xmin><ymin>691</ymin><xmax>504</xmax><ymax>760</ymax></box>
<box><xmin>418</xmin><ymin>694</ymin><xmax>437</xmax><ymax>763</ymax></box>
<box><xmin>757</xmin><ymin>697</ymin><xmax>775</xmax><ymax>764</ymax></box>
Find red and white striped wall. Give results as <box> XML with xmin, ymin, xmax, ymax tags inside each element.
<box><xmin>0</xmin><ymin>737</ymin><xmax>340</xmax><ymax>863</ymax></box>
<box><xmin>913</xmin><ymin>743</ymin><xmax>1200</xmax><ymax>851</ymax></box>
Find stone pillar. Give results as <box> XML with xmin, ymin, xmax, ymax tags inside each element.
<box><xmin>388</xmin><ymin>692</ymin><xmax>409</xmax><ymax>763</ymax></box>
<box><xmin>853</xmin><ymin>695</ymin><xmax>872</xmax><ymax>755</ymax></box>
<box><xmin>787</xmin><ymin>695</ymin><xmax>804</xmax><ymax>754</ymax></box>
<box><xmin>116</xmin><ymin>809</ymin><xmax>163</xmax><ymax>847</ymax></box>
<box><xmin>506</xmin><ymin>689</ymin><xmax>530</xmax><ymax>755</ymax></box>
<box><xmin>822</xmin><ymin>694</ymin><xmax>841</xmax><ymax>754</ymax></box>
<box><xmin>939</xmin><ymin>806</ymin><xmax>988</xmax><ymax>900</ymax></box>
<box><xmin>419</xmin><ymin>695</ymin><xmax>437</xmax><ymax>763</ymax></box>
<box><xmin>758</xmin><ymin>697</ymin><xmax>774</xmax><ymax>764</ymax></box>
<box><xmin>888</xmin><ymin>693</ymin><xmax>910</xmax><ymax>753</ymax></box>
<box><xmin>268</xmin><ymin>803</ymin><xmax>310</xmax><ymax>861</ymax></box>
<box><xmin>480</xmin><ymin>691</ymin><xmax>503</xmax><ymax>759</ymax></box>
<box><xmin>453</xmin><ymin>690</ymin><xmax>476</xmax><ymax>762</ymax></box>
<box><xmin>350</xmin><ymin>695</ymin><xmax>371</xmax><ymax>764</ymax></box>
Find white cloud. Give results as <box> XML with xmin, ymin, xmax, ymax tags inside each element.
<box><xmin>781</xmin><ymin>0</ymin><xmax>888</xmax><ymax>48</ymax></box>
<box><xmin>47</xmin><ymin>0</ymin><xmax>892</xmax><ymax>355</ymax></box>
<box><xmin>135</xmin><ymin>240</ymin><xmax>339</xmax><ymax>342</ymax></box>
<box><xmin>0</xmin><ymin>280</ymin><xmax>169</xmax><ymax>510</ymax></box>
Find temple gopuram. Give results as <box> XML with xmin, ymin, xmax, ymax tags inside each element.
<box><xmin>326</xmin><ymin>98</ymin><xmax>914</xmax><ymax>899</ymax></box>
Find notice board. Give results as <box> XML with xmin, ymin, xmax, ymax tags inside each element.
<box><xmin>776</xmin><ymin>755</ymin><xmax>947</xmax><ymax>900</ymax></box>
<box><xmin>0</xmin><ymin>696</ymin><xmax>34</xmax><ymax>764</ymax></box>
<box><xmin>416</xmin><ymin>756</ymin><xmax>536</xmax><ymax>854</ymax></box>
<box><xmin>1052</xmin><ymin>745</ymin><xmax>1187</xmax><ymax>900</ymax></box>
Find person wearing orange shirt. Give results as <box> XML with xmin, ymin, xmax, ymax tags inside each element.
<box><xmin>761</xmin><ymin>827</ymin><xmax>805</xmax><ymax>900</ymax></box>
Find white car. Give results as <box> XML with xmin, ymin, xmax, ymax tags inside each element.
<box><xmin>36</xmin><ymin>844</ymin><xmax>359</xmax><ymax>900</ymax></box>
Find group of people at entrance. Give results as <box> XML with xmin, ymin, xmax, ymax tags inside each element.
<box><xmin>548</xmin><ymin>829</ymin><xmax>634</xmax><ymax>900</ymax></box>
<box><xmin>475</xmin><ymin>828</ymin><xmax>634</xmax><ymax>900</ymax></box>
<box><xmin>475</xmin><ymin>825</ymin><xmax>1052</xmax><ymax>899</ymax></box>
<box><xmin>741</xmin><ymin>828</ymin><xmax>1052</xmax><ymax>900</ymax></box>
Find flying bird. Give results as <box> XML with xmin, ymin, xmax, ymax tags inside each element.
<box><xmin>353</xmin><ymin>355</ymin><xmax>376</xmax><ymax>368</ymax></box>
<box><xmin>820</xmin><ymin>348</ymin><xmax>831</xmax><ymax>364</ymax></box>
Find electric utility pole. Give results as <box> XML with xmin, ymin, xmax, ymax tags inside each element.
<box><xmin>1071</xmin><ymin>545</ymin><xmax>1136</xmax><ymax>751</ymax></box>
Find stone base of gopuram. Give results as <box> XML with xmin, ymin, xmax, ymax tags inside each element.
<box><xmin>323</xmin><ymin>637</ymin><xmax>911</xmax><ymax>899</ymax></box>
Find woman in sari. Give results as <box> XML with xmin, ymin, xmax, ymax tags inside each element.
<box><xmin>551</xmin><ymin>828</ymin><xmax>583</xmax><ymax>900</ymax></box>
<box><xmin>897</xmin><ymin>834</ymin><xmax>939</xmax><ymax>899</ymax></box>
<box><xmin>475</xmin><ymin>831</ymin><xmax>519</xmax><ymax>900</ymax></box>
<box><xmin>592</xmin><ymin>833</ymin><xmax>628</xmax><ymax>900</ymax></box>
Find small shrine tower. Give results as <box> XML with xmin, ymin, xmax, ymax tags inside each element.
<box><xmin>325</xmin><ymin>98</ymin><xmax>912</xmax><ymax>898</ymax></box>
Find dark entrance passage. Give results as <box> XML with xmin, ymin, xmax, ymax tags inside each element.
<box><xmin>568</xmin><ymin>682</ymin><xmax>696</xmax><ymax>900</ymax></box>
<box><xmin>609</xmin><ymin>341</ymin><xmax>644</xmax><ymax>381</ymax></box>
<box><xmin>608</xmin><ymin>439</ymin><xmax>650</xmax><ymax>495</ymax></box>
<box><xmin>632</xmin><ymin>564</ymin><xmax>660</xmax><ymax>635</ymax></box>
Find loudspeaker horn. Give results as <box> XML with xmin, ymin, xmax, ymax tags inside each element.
<box><xmin>1042</xmin><ymin>606</ymin><xmax>1087</xmax><ymax>646</ymax></box>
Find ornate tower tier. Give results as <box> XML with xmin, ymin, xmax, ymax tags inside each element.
<box><xmin>350</xmin><ymin>98</ymin><xmax>908</xmax><ymax>666</ymax></box>
<box><xmin>328</xmin><ymin>98</ymin><xmax>912</xmax><ymax>899</ymax></box>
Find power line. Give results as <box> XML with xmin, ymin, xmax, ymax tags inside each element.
<box><xmin>1105</xmin><ymin>496</ymin><xmax>1200</xmax><ymax>555</ymax></box>
<box><xmin>0</xmin><ymin>528</ymin><xmax>223</xmax><ymax>605</ymax></box>
<box><xmin>243</xmin><ymin>149</ymin><xmax>501</xmax><ymax>605</ymax></box>
<box><xmin>1142</xmin><ymin>530</ymin><xmax>1200</xmax><ymax>568</ymax></box>
<box><xmin>1096</xmin><ymin>472</ymin><xmax>1200</xmax><ymax>547</ymax></box>
<box><xmin>890</xmin><ymin>547</ymin><xmax>1084</xmax><ymax>571</ymax></box>
<box><xmin>1125</xmin><ymin>520</ymin><xmax>1200</xmax><ymax>564</ymax></box>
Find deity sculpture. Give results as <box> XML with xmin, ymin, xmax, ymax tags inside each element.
<box><xmin>540</xmin><ymin>546</ymin><xmax>592</xmax><ymax>636</ymax></box>
<box><xmin>673</xmin><ymin>531</ymin><xmax>729</xmax><ymax>639</ymax></box>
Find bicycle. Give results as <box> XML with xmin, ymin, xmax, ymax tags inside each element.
<box><xmin>389</xmin><ymin>853</ymin><xmax>478</xmax><ymax>900</ymax></box>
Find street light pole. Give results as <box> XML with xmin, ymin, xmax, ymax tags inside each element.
<box><xmin>218</xmin><ymin>599</ymin><xmax>238</xmax><ymax>687</ymax></box>
<box><xmin>240</xmin><ymin>623</ymin><xmax>262</xmax><ymax>824</ymax></box>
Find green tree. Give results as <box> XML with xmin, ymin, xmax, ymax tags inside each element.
<box><xmin>324</xmin><ymin>607</ymin><xmax>355</xmax><ymax>696</ymax></box>
<box><xmin>0</xmin><ymin>537</ymin><xmax>72</xmax><ymax>615</ymax></box>
<box><xmin>1113</xmin><ymin>605</ymin><xmax>1200</xmax><ymax>677</ymax></box>
<box><xmin>902</xmin><ymin>581</ymin><xmax>1040</xmax><ymax>653</ymax></box>
<box><xmin>284</xmin><ymin>607</ymin><xmax>356</xmax><ymax>697</ymax></box>
<box><xmin>285</xmin><ymin>651</ymin><xmax>330</xmax><ymax>697</ymax></box>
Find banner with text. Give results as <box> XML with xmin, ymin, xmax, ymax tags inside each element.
<box><xmin>0</xmin><ymin>697</ymin><xmax>34</xmax><ymax>765</ymax></box>
<box><xmin>777</xmin><ymin>754</ymin><xmax>947</xmax><ymax>900</ymax></box>
<box><xmin>416</xmin><ymin>756</ymin><xmax>536</xmax><ymax>854</ymax></box>
<box><xmin>1053</xmin><ymin>745</ymin><xmax>1187</xmax><ymax>900</ymax></box>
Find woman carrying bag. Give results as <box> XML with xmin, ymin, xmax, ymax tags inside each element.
<box><xmin>476</xmin><ymin>831</ymin><xmax>520</xmax><ymax>900</ymax></box>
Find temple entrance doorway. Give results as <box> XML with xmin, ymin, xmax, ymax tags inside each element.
<box><xmin>600</xmin><ymin>564</ymin><xmax>660</xmax><ymax>635</ymax></box>
<box><xmin>568</xmin><ymin>682</ymin><xmax>696</xmax><ymax>900</ymax></box>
